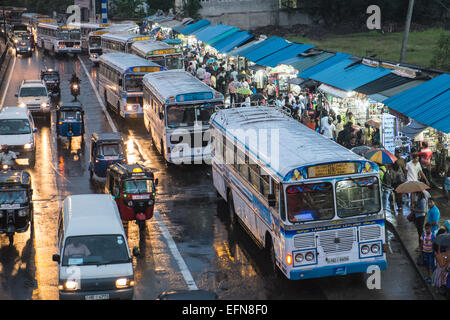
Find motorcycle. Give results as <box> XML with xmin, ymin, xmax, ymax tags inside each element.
<box><xmin>70</xmin><ymin>80</ymin><xmax>81</xmax><ymax>102</ymax></box>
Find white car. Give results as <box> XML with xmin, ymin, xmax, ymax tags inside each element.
<box><xmin>0</xmin><ymin>106</ymin><xmax>37</xmax><ymax>168</ymax></box>
<box><xmin>16</xmin><ymin>80</ymin><xmax>51</xmax><ymax>120</ymax></box>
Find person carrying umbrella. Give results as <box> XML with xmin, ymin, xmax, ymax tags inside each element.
<box><xmin>406</xmin><ymin>153</ymin><xmax>430</xmax><ymax>207</ymax></box>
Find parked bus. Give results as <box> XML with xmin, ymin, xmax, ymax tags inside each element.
<box><xmin>88</xmin><ymin>23</ymin><xmax>139</xmax><ymax>63</ymax></box>
<box><xmin>98</xmin><ymin>53</ymin><xmax>165</xmax><ymax>120</ymax></box>
<box><xmin>36</xmin><ymin>23</ymin><xmax>81</xmax><ymax>54</ymax></box>
<box><xmin>142</xmin><ymin>70</ymin><xmax>224</xmax><ymax>164</ymax></box>
<box><xmin>210</xmin><ymin>106</ymin><xmax>387</xmax><ymax>280</ymax></box>
<box><xmin>131</xmin><ymin>40</ymin><xmax>184</xmax><ymax>71</ymax></box>
<box><xmin>101</xmin><ymin>33</ymin><xmax>150</xmax><ymax>54</ymax></box>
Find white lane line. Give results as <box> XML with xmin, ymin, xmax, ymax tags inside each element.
<box><xmin>79</xmin><ymin>55</ymin><xmax>198</xmax><ymax>291</ymax></box>
<box><xmin>0</xmin><ymin>52</ymin><xmax>16</xmax><ymax>108</ymax></box>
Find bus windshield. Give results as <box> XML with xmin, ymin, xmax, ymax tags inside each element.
<box><xmin>123</xmin><ymin>179</ymin><xmax>154</xmax><ymax>194</ymax></box>
<box><xmin>149</xmin><ymin>56</ymin><xmax>165</xmax><ymax>67</ymax></box>
<box><xmin>125</xmin><ymin>75</ymin><xmax>143</xmax><ymax>92</ymax></box>
<box><xmin>56</xmin><ymin>31</ymin><xmax>69</xmax><ymax>40</ymax></box>
<box><xmin>69</xmin><ymin>31</ymin><xmax>80</xmax><ymax>40</ymax></box>
<box><xmin>165</xmin><ymin>55</ymin><xmax>184</xmax><ymax>70</ymax></box>
<box><xmin>335</xmin><ymin>177</ymin><xmax>381</xmax><ymax>218</ymax></box>
<box><xmin>167</xmin><ymin>103</ymin><xmax>217</xmax><ymax>128</ymax></box>
<box><xmin>89</xmin><ymin>36</ymin><xmax>101</xmax><ymax>47</ymax></box>
<box><xmin>286</xmin><ymin>183</ymin><xmax>334</xmax><ymax>223</ymax></box>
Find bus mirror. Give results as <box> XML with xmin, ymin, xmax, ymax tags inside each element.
<box><xmin>268</xmin><ymin>194</ymin><xmax>276</xmax><ymax>207</ymax></box>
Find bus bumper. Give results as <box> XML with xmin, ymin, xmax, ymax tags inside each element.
<box><xmin>289</xmin><ymin>260</ymin><xmax>387</xmax><ymax>280</ymax></box>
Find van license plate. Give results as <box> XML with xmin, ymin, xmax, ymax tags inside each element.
<box><xmin>85</xmin><ymin>294</ymin><xmax>109</xmax><ymax>300</ymax></box>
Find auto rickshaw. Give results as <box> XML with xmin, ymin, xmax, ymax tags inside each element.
<box><xmin>56</xmin><ymin>102</ymin><xmax>85</xmax><ymax>142</ymax></box>
<box><xmin>40</xmin><ymin>68</ymin><xmax>60</xmax><ymax>98</ymax></box>
<box><xmin>0</xmin><ymin>170</ymin><xmax>33</xmax><ymax>245</ymax></box>
<box><xmin>89</xmin><ymin>132</ymin><xmax>126</xmax><ymax>179</ymax></box>
<box><xmin>105</xmin><ymin>163</ymin><xmax>158</xmax><ymax>231</ymax></box>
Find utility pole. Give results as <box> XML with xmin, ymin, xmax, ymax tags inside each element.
<box><xmin>400</xmin><ymin>0</ymin><xmax>415</xmax><ymax>63</ymax></box>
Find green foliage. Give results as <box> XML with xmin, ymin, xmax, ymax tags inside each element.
<box><xmin>181</xmin><ymin>0</ymin><xmax>202</xmax><ymax>19</ymax></box>
<box><xmin>431</xmin><ymin>33</ymin><xmax>450</xmax><ymax>71</ymax></box>
<box><xmin>2</xmin><ymin>0</ymin><xmax>73</xmax><ymax>15</ymax></box>
<box><xmin>147</xmin><ymin>0</ymin><xmax>175</xmax><ymax>12</ymax></box>
<box><xmin>111</xmin><ymin>0</ymin><xmax>148</xmax><ymax>19</ymax></box>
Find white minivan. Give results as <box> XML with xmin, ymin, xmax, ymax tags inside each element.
<box><xmin>53</xmin><ymin>194</ymin><xmax>137</xmax><ymax>300</ymax></box>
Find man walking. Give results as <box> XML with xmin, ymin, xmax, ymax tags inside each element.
<box><xmin>426</xmin><ymin>198</ymin><xmax>440</xmax><ymax>236</ymax></box>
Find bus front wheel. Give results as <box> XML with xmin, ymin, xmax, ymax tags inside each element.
<box><xmin>227</xmin><ymin>190</ymin><xmax>237</xmax><ymax>226</ymax></box>
<box><xmin>267</xmin><ymin>237</ymin><xmax>282</xmax><ymax>279</ymax></box>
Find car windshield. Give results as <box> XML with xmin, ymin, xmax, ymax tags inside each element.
<box><xmin>286</xmin><ymin>182</ymin><xmax>335</xmax><ymax>223</ymax></box>
<box><xmin>43</xmin><ymin>74</ymin><xmax>59</xmax><ymax>82</ymax></box>
<box><xmin>165</xmin><ymin>55</ymin><xmax>184</xmax><ymax>70</ymax></box>
<box><xmin>167</xmin><ymin>103</ymin><xmax>217</xmax><ymax>128</ymax></box>
<box><xmin>97</xmin><ymin>143</ymin><xmax>123</xmax><ymax>156</ymax></box>
<box><xmin>123</xmin><ymin>179</ymin><xmax>154</xmax><ymax>194</ymax></box>
<box><xmin>0</xmin><ymin>119</ymin><xmax>31</xmax><ymax>134</ymax></box>
<box><xmin>62</xmin><ymin>235</ymin><xmax>130</xmax><ymax>266</ymax></box>
<box><xmin>124</xmin><ymin>75</ymin><xmax>143</xmax><ymax>92</ymax></box>
<box><xmin>61</xmin><ymin>111</ymin><xmax>81</xmax><ymax>121</ymax></box>
<box><xmin>0</xmin><ymin>190</ymin><xmax>28</xmax><ymax>205</ymax></box>
<box><xmin>336</xmin><ymin>177</ymin><xmax>381</xmax><ymax>218</ymax></box>
<box><xmin>20</xmin><ymin>87</ymin><xmax>47</xmax><ymax>97</ymax></box>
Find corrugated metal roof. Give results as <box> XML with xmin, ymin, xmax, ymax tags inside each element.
<box><xmin>298</xmin><ymin>52</ymin><xmax>351</xmax><ymax>79</ymax></box>
<box><xmin>242</xmin><ymin>37</ymin><xmax>292</xmax><ymax>63</ymax></box>
<box><xmin>309</xmin><ymin>58</ymin><xmax>392</xmax><ymax>91</ymax></box>
<box><xmin>287</xmin><ymin>52</ymin><xmax>335</xmax><ymax>74</ymax></box>
<box><xmin>355</xmin><ymin>73</ymin><xmax>416</xmax><ymax>95</ymax></box>
<box><xmin>193</xmin><ymin>24</ymin><xmax>237</xmax><ymax>44</ymax></box>
<box><xmin>378</xmin><ymin>80</ymin><xmax>426</xmax><ymax>97</ymax></box>
<box><xmin>208</xmin><ymin>27</ymin><xmax>239</xmax><ymax>46</ymax></box>
<box><xmin>180</xmin><ymin>19</ymin><xmax>210</xmax><ymax>35</ymax></box>
<box><xmin>254</xmin><ymin>43</ymin><xmax>315</xmax><ymax>67</ymax></box>
<box><xmin>213</xmin><ymin>31</ymin><xmax>254</xmax><ymax>53</ymax></box>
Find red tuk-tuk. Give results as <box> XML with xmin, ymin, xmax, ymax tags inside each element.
<box><xmin>105</xmin><ymin>163</ymin><xmax>158</xmax><ymax>230</ymax></box>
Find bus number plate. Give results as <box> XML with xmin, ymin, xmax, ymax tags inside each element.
<box><xmin>326</xmin><ymin>256</ymin><xmax>349</xmax><ymax>264</ymax></box>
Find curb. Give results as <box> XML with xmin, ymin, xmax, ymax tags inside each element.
<box><xmin>385</xmin><ymin>220</ymin><xmax>440</xmax><ymax>300</ymax></box>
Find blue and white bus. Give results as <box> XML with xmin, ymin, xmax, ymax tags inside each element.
<box><xmin>98</xmin><ymin>53</ymin><xmax>165</xmax><ymax>120</ymax></box>
<box><xmin>142</xmin><ymin>71</ymin><xmax>224</xmax><ymax>164</ymax></box>
<box><xmin>131</xmin><ymin>40</ymin><xmax>184</xmax><ymax>71</ymax></box>
<box><xmin>210</xmin><ymin>106</ymin><xmax>387</xmax><ymax>280</ymax></box>
<box><xmin>36</xmin><ymin>23</ymin><xmax>81</xmax><ymax>54</ymax></box>
<box><xmin>101</xmin><ymin>33</ymin><xmax>150</xmax><ymax>54</ymax></box>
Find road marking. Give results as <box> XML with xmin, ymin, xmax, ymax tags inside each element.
<box><xmin>0</xmin><ymin>51</ymin><xmax>16</xmax><ymax>108</ymax></box>
<box><xmin>79</xmin><ymin>56</ymin><xmax>199</xmax><ymax>291</ymax></box>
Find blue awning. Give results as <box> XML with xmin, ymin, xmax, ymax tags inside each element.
<box><xmin>309</xmin><ymin>58</ymin><xmax>392</xmax><ymax>91</ymax></box>
<box><xmin>213</xmin><ymin>31</ymin><xmax>254</xmax><ymax>53</ymax></box>
<box><xmin>254</xmin><ymin>43</ymin><xmax>315</xmax><ymax>67</ymax></box>
<box><xmin>180</xmin><ymin>20</ymin><xmax>211</xmax><ymax>35</ymax></box>
<box><xmin>240</xmin><ymin>37</ymin><xmax>292</xmax><ymax>63</ymax></box>
<box><xmin>298</xmin><ymin>52</ymin><xmax>350</xmax><ymax>79</ymax></box>
<box><xmin>172</xmin><ymin>23</ymin><xmax>188</xmax><ymax>33</ymax></box>
<box><xmin>383</xmin><ymin>74</ymin><xmax>450</xmax><ymax>133</ymax></box>
<box><xmin>193</xmin><ymin>24</ymin><xmax>236</xmax><ymax>44</ymax></box>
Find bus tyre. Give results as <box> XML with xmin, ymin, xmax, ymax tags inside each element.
<box><xmin>267</xmin><ymin>237</ymin><xmax>282</xmax><ymax>279</ymax></box>
<box><xmin>227</xmin><ymin>190</ymin><xmax>237</xmax><ymax>226</ymax></box>
<box><xmin>29</xmin><ymin>155</ymin><xmax>36</xmax><ymax>169</ymax></box>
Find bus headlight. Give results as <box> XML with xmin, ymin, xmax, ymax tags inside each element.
<box><xmin>371</xmin><ymin>244</ymin><xmax>380</xmax><ymax>254</ymax></box>
<box><xmin>64</xmin><ymin>280</ymin><xmax>78</xmax><ymax>290</ymax></box>
<box><xmin>305</xmin><ymin>252</ymin><xmax>315</xmax><ymax>261</ymax></box>
<box><xmin>294</xmin><ymin>253</ymin><xmax>304</xmax><ymax>263</ymax></box>
<box><xmin>41</xmin><ymin>102</ymin><xmax>48</xmax><ymax>108</ymax></box>
<box><xmin>361</xmin><ymin>245</ymin><xmax>370</xmax><ymax>254</ymax></box>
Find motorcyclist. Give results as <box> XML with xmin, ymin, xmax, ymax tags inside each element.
<box><xmin>70</xmin><ymin>73</ymin><xmax>81</xmax><ymax>85</ymax></box>
<box><xmin>0</xmin><ymin>145</ymin><xmax>17</xmax><ymax>168</ymax></box>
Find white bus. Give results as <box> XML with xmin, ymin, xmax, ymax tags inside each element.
<box><xmin>210</xmin><ymin>106</ymin><xmax>387</xmax><ymax>280</ymax></box>
<box><xmin>101</xmin><ymin>33</ymin><xmax>150</xmax><ymax>55</ymax></box>
<box><xmin>36</xmin><ymin>23</ymin><xmax>81</xmax><ymax>54</ymax></box>
<box><xmin>131</xmin><ymin>40</ymin><xmax>184</xmax><ymax>71</ymax></box>
<box><xmin>67</xmin><ymin>22</ymin><xmax>111</xmax><ymax>52</ymax></box>
<box><xmin>88</xmin><ymin>24</ymin><xmax>139</xmax><ymax>63</ymax></box>
<box><xmin>142</xmin><ymin>70</ymin><xmax>224</xmax><ymax>164</ymax></box>
<box><xmin>98</xmin><ymin>53</ymin><xmax>165</xmax><ymax>120</ymax></box>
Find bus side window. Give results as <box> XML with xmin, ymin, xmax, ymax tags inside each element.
<box><xmin>260</xmin><ymin>169</ymin><xmax>270</xmax><ymax>197</ymax></box>
<box><xmin>249</xmin><ymin>163</ymin><xmax>260</xmax><ymax>192</ymax></box>
<box><xmin>238</xmin><ymin>151</ymin><xmax>249</xmax><ymax>181</ymax></box>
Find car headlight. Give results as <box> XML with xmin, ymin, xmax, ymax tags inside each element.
<box><xmin>24</xmin><ymin>143</ymin><xmax>33</xmax><ymax>149</ymax></box>
<box><xmin>305</xmin><ymin>252</ymin><xmax>315</xmax><ymax>261</ymax></box>
<box><xmin>127</xmin><ymin>200</ymin><xmax>133</xmax><ymax>207</ymax></box>
<box><xmin>64</xmin><ymin>280</ymin><xmax>78</xmax><ymax>290</ymax></box>
<box><xmin>148</xmin><ymin>199</ymin><xmax>154</xmax><ymax>206</ymax></box>
<box><xmin>115</xmin><ymin>278</ymin><xmax>134</xmax><ymax>288</ymax></box>
<box><xmin>361</xmin><ymin>245</ymin><xmax>370</xmax><ymax>254</ymax></box>
<box><xmin>19</xmin><ymin>102</ymin><xmax>26</xmax><ymax>108</ymax></box>
<box><xmin>41</xmin><ymin>102</ymin><xmax>48</xmax><ymax>108</ymax></box>
<box><xmin>371</xmin><ymin>244</ymin><xmax>380</xmax><ymax>254</ymax></box>
<box><xmin>294</xmin><ymin>253</ymin><xmax>304</xmax><ymax>263</ymax></box>
<box><xmin>17</xmin><ymin>209</ymin><xmax>27</xmax><ymax>217</ymax></box>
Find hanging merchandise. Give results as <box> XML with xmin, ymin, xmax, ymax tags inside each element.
<box><xmin>381</xmin><ymin>113</ymin><xmax>397</xmax><ymax>154</ymax></box>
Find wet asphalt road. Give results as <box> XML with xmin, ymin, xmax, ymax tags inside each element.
<box><xmin>0</xmin><ymin>47</ymin><xmax>433</xmax><ymax>300</ymax></box>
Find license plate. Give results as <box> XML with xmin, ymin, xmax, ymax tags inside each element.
<box><xmin>85</xmin><ymin>294</ymin><xmax>109</xmax><ymax>300</ymax></box>
<box><xmin>132</xmin><ymin>194</ymin><xmax>150</xmax><ymax>200</ymax></box>
<box><xmin>326</xmin><ymin>256</ymin><xmax>349</xmax><ymax>264</ymax></box>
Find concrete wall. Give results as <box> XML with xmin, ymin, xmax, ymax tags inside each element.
<box><xmin>174</xmin><ymin>0</ymin><xmax>312</xmax><ymax>30</ymax></box>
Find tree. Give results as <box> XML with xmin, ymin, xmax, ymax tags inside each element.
<box><xmin>110</xmin><ymin>0</ymin><xmax>148</xmax><ymax>19</ymax></box>
<box><xmin>147</xmin><ymin>0</ymin><xmax>174</xmax><ymax>12</ymax></box>
<box><xmin>181</xmin><ymin>0</ymin><xmax>201</xmax><ymax>19</ymax></box>
<box><xmin>431</xmin><ymin>33</ymin><xmax>450</xmax><ymax>71</ymax></box>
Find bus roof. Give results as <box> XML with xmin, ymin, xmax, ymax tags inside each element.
<box><xmin>89</xmin><ymin>24</ymin><xmax>138</xmax><ymax>36</ymax></box>
<box><xmin>37</xmin><ymin>22</ymin><xmax>59</xmax><ymax>29</ymax></box>
<box><xmin>62</xmin><ymin>194</ymin><xmax>124</xmax><ymax>237</ymax></box>
<box><xmin>143</xmin><ymin>71</ymin><xmax>223</xmax><ymax>104</ymax></box>
<box><xmin>131</xmin><ymin>40</ymin><xmax>177</xmax><ymax>56</ymax></box>
<box><xmin>68</xmin><ymin>22</ymin><xmax>111</xmax><ymax>29</ymax></box>
<box><xmin>99</xmin><ymin>53</ymin><xmax>164</xmax><ymax>74</ymax></box>
<box><xmin>101</xmin><ymin>32</ymin><xmax>150</xmax><ymax>43</ymax></box>
<box><xmin>210</xmin><ymin>107</ymin><xmax>373</xmax><ymax>182</ymax></box>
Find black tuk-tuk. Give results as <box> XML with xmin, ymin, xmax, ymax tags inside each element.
<box><xmin>0</xmin><ymin>170</ymin><xmax>33</xmax><ymax>245</ymax></box>
<box><xmin>40</xmin><ymin>69</ymin><xmax>60</xmax><ymax>97</ymax></box>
